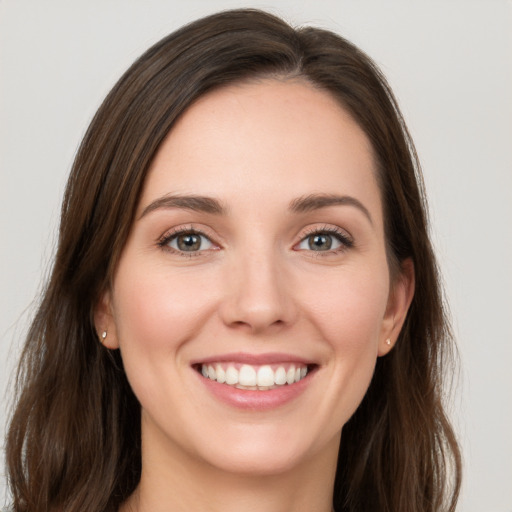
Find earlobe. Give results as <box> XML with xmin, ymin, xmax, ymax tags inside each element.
<box><xmin>93</xmin><ymin>290</ymin><xmax>120</xmax><ymax>349</ymax></box>
<box><xmin>378</xmin><ymin>258</ymin><xmax>415</xmax><ymax>356</ymax></box>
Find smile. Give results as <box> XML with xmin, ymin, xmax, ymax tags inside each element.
<box><xmin>192</xmin><ymin>353</ymin><xmax>318</xmax><ymax>410</ymax></box>
<box><xmin>200</xmin><ymin>362</ymin><xmax>309</xmax><ymax>390</ymax></box>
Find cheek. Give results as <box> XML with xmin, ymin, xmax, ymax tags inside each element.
<box><xmin>110</xmin><ymin>259</ymin><xmax>221</xmax><ymax>426</ymax></box>
<box><xmin>304</xmin><ymin>264</ymin><xmax>390</xmax><ymax>350</ymax></box>
<box><xmin>312</xmin><ymin>268</ymin><xmax>389</xmax><ymax>419</ymax></box>
<box><xmin>111</xmin><ymin>258</ymin><xmax>218</xmax><ymax>357</ymax></box>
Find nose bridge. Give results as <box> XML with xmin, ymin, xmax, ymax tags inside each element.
<box><xmin>220</xmin><ymin>239</ymin><xmax>294</xmax><ymax>332</ymax></box>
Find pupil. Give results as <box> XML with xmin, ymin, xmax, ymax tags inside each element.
<box><xmin>178</xmin><ymin>234</ymin><xmax>200</xmax><ymax>251</ymax></box>
<box><xmin>310</xmin><ymin>234</ymin><xmax>331</xmax><ymax>251</ymax></box>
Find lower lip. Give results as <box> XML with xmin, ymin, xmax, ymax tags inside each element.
<box><xmin>196</xmin><ymin>371</ymin><xmax>314</xmax><ymax>411</ymax></box>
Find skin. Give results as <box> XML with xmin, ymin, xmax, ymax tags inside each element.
<box><xmin>96</xmin><ymin>79</ymin><xmax>414</xmax><ymax>512</ymax></box>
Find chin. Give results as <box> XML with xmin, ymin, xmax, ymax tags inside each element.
<box><xmin>192</xmin><ymin>422</ymin><xmax>340</xmax><ymax>477</ymax></box>
<box><xmin>205</xmin><ymin>446</ymin><xmax>311</xmax><ymax>476</ymax></box>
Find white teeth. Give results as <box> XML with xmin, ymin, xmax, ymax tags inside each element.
<box><xmin>200</xmin><ymin>362</ymin><xmax>310</xmax><ymax>389</ymax></box>
<box><xmin>215</xmin><ymin>364</ymin><xmax>226</xmax><ymax>384</ymax></box>
<box><xmin>239</xmin><ymin>365</ymin><xmax>257</xmax><ymax>386</ymax></box>
<box><xmin>225</xmin><ymin>365</ymin><xmax>238</xmax><ymax>385</ymax></box>
<box><xmin>257</xmin><ymin>365</ymin><xmax>274</xmax><ymax>387</ymax></box>
<box><xmin>274</xmin><ymin>366</ymin><xmax>287</xmax><ymax>385</ymax></box>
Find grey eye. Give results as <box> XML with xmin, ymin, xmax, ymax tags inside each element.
<box><xmin>298</xmin><ymin>233</ymin><xmax>343</xmax><ymax>251</ymax></box>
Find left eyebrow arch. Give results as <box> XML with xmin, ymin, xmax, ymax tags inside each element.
<box><xmin>139</xmin><ymin>194</ymin><xmax>226</xmax><ymax>219</ymax></box>
<box><xmin>289</xmin><ymin>193</ymin><xmax>373</xmax><ymax>225</ymax></box>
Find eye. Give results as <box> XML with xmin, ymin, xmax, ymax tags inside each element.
<box><xmin>296</xmin><ymin>229</ymin><xmax>353</xmax><ymax>252</ymax></box>
<box><xmin>163</xmin><ymin>230</ymin><xmax>214</xmax><ymax>252</ymax></box>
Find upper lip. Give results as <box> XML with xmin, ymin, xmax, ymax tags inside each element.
<box><xmin>190</xmin><ymin>352</ymin><xmax>317</xmax><ymax>366</ymax></box>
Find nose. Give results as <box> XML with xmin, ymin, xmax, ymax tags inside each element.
<box><xmin>218</xmin><ymin>247</ymin><xmax>297</xmax><ymax>334</ymax></box>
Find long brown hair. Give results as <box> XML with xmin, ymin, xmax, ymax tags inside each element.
<box><xmin>6</xmin><ymin>9</ymin><xmax>461</xmax><ymax>512</ymax></box>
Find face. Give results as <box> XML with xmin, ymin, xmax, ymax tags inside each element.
<box><xmin>97</xmin><ymin>79</ymin><xmax>412</xmax><ymax>477</ymax></box>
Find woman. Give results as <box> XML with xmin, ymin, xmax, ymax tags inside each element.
<box><xmin>5</xmin><ymin>8</ymin><xmax>461</xmax><ymax>512</ymax></box>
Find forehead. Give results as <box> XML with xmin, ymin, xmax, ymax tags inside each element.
<box><xmin>140</xmin><ymin>79</ymin><xmax>381</xmax><ymax>219</ymax></box>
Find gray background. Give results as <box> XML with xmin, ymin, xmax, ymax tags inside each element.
<box><xmin>1</xmin><ymin>1</ymin><xmax>511</xmax><ymax>510</ymax></box>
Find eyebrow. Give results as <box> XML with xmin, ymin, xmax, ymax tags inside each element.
<box><xmin>289</xmin><ymin>193</ymin><xmax>373</xmax><ymax>224</ymax></box>
<box><xmin>139</xmin><ymin>194</ymin><xmax>226</xmax><ymax>219</ymax></box>
<box><xmin>139</xmin><ymin>192</ymin><xmax>373</xmax><ymax>224</ymax></box>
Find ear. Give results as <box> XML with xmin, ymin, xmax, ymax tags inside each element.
<box><xmin>93</xmin><ymin>289</ymin><xmax>120</xmax><ymax>350</ymax></box>
<box><xmin>378</xmin><ymin>258</ymin><xmax>415</xmax><ymax>356</ymax></box>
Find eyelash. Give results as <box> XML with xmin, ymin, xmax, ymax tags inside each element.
<box><xmin>296</xmin><ymin>226</ymin><xmax>354</xmax><ymax>255</ymax></box>
<box><xmin>157</xmin><ymin>225</ymin><xmax>354</xmax><ymax>257</ymax></box>
<box><xmin>157</xmin><ymin>226</ymin><xmax>215</xmax><ymax>258</ymax></box>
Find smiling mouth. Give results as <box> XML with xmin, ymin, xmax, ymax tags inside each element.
<box><xmin>195</xmin><ymin>362</ymin><xmax>317</xmax><ymax>391</ymax></box>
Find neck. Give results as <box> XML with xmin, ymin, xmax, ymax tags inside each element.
<box><xmin>120</xmin><ymin>425</ymin><xmax>339</xmax><ymax>512</ymax></box>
